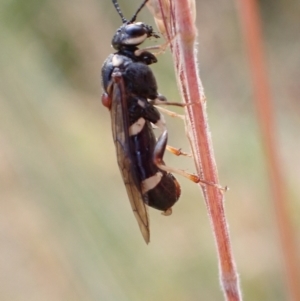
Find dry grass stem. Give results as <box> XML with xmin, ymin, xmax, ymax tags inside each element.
<box><xmin>148</xmin><ymin>0</ymin><xmax>243</xmax><ymax>300</ymax></box>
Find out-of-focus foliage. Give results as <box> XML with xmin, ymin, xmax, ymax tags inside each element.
<box><xmin>0</xmin><ymin>0</ymin><xmax>299</xmax><ymax>300</ymax></box>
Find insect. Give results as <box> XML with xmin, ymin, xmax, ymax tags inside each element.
<box><xmin>101</xmin><ymin>0</ymin><xmax>198</xmax><ymax>243</ymax></box>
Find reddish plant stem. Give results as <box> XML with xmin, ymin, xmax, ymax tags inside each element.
<box><xmin>148</xmin><ymin>1</ymin><xmax>242</xmax><ymax>300</ymax></box>
<box><xmin>237</xmin><ymin>0</ymin><xmax>300</xmax><ymax>300</ymax></box>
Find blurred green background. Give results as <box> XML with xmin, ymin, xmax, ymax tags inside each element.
<box><xmin>0</xmin><ymin>0</ymin><xmax>299</xmax><ymax>300</ymax></box>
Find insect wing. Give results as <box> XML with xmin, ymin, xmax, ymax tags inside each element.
<box><xmin>110</xmin><ymin>72</ymin><xmax>150</xmax><ymax>243</ymax></box>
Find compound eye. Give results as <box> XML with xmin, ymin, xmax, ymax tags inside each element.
<box><xmin>112</xmin><ymin>22</ymin><xmax>154</xmax><ymax>49</ymax></box>
<box><xmin>126</xmin><ymin>23</ymin><xmax>146</xmax><ymax>36</ymax></box>
<box><xmin>124</xmin><ymin>23</ymin><xmax>147</xmax><ymax>45</ymax></box>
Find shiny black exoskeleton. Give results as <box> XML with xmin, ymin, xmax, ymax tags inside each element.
<box><xmin>101</xmin><ymin>0</ymin><xmax>180</xmax><ymax>243</ymax></box>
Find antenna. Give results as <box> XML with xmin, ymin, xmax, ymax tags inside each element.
<box><xmin>129</xmin><ymin>0</ymin><xmax>149</xmax><ymax>23</ymax></box>
<box><xmin>112</xmin><ymin>0</ymin><xmax>127</xmax><ymax>23</ymax></box>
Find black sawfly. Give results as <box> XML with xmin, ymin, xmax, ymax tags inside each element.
<box><xmin>101</xmin><ymin>0</ymin><xmax>194</xmax><ymax>243</ymax></box>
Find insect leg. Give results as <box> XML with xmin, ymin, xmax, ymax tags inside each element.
<box><xmin>139</xmin><ymin>98</ymin><xmax>225</xmax><ymax>189</ymax></box>
<box><xmin>153</xmin><ymin>131</ymin><xmax>227</xmax><ymax>191</ymax></box>
<box><xmin>141</xmin><ymin>101</ymin><xmax>190</xmax><ymax>155</ymax></box>
<box><xmin>149</xmin><ymin>95</ymin><xmax>194</xmax><ymax>119</ymax></box>
<box><xmin>134</xmin><ymin>34</ymin><xmax>177</xmax><ymax>57</ymax></box>
<box><xmin>166</xmin><ymin>145</ymin><xmax>192</xmax><ymax>157</ymax></box>
<box><xmin>137</xmin><ymin>97</ymin><xmax>184</xmax><ymax>126</ymax></box>
<box><xmin>134</xmin><ymin>41</ymin><xmax>169</xmax><ymax>57</ymax></box>
<box><xmin>150</xmin><ymin>94</ymin><xmax>187</xmax><ymax>107</ymax></box>
<box><xmin>154</xmin><ymin>106</ymin><xmax>185</xmax><ymax>120</ymax></box>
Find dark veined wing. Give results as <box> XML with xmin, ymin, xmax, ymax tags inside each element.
<box><xmin>109</xmin><ymin>70</ymin><xmax>150</xmax><ymax>244</ymax></box>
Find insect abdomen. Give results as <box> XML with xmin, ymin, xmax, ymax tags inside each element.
<box><xmin>129</xmin><ymin>120</ymin><xmax>180</xmax><ymax>211</ymax></box>
<box><xmin>146</xmin><ymin>173</ymin><xmax>181</xmax><ymax>211</ymax></box>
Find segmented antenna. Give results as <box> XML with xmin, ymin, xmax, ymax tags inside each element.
<box><xmin>112</xmin><ymin>0</ymin><xmax>127</xmax><ymax>23</ymax></box>
<box><xmin>129</xmin><ymin>0</ymin><xmax>149</xmax><ymax>23</ymax></box>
